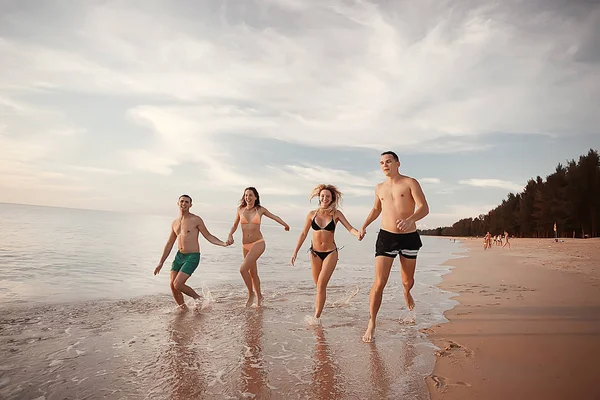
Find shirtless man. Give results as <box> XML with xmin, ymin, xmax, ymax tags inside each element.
<box><xmin>154</xmin><ymin>194</ymin><xmax>231</xmax><ymax>310</ymax></box>
<box><xmin>358</xmin><ymin>151</ymin><xmax>429</xmax><ymax>342</ymax></box>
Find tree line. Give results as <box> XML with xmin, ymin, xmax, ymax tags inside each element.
<box><xmin>420</xmin><ymin>148</ymin><xmax>600</xmax><ymax>238</ymax></box>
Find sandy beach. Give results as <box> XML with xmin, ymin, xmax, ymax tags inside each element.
<box><xmin>425</xmin><ymin>237</ymin><xmax>600</xmax><ymax>400</ymax></box>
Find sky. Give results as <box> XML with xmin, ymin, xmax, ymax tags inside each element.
<box><xmin>1</xmin><ymin>0</ymin><xmax>599</xmax><ymax>229</ymax></box>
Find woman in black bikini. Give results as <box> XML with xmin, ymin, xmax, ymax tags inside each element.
<box><xmin>291</xmin><ymin>184</ymin><xmax>360</xmax><ymax>322</ymax></box>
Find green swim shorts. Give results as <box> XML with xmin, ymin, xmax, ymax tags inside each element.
<box><xmin>171</xmin><ymin>251</ymin><xmax>200</xmax><ymax>275</ymax></box>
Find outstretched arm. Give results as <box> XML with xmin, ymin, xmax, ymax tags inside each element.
<box><xmin>336</xmin><ymin>211</ymin><xmax>360</xmax><ymax>239</ymax></box>
<box><xmin>397</xmin><ymin>179</ymin><xmax>429</xmax><ymax>231</ymax></box>
<box><xmin>291</xmin><ymin>212</ymin><xmax>313</xmax><ymax>266</ymax></box>
<box><xmin>197</xmin><ymin>217</ymin><xmax>229</xmax><ymax>247</ymax></box>
<box><xmin>154</xmin><ymin>225</ymin><xmax>177</xmax><ymax>275</ymax></box>
<box><xmin>262</xmin><ymin>207</ymin><xmax>290</xmax><ymax>231</ymax></box>
<box><xmin>227</xmin><ymin>211</ymin><xmax>240</xmax><ymax>245</ymax></box>
<box><xmin>359</xmin><ymin>187</ymin><xmax>382</xmax><ymax>240</ymax></box>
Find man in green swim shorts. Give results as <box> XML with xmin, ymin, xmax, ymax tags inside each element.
<box><xmin>154</xmin><ymin>194</ymin><xmax>231</xmax><ymax>310</ymax></box>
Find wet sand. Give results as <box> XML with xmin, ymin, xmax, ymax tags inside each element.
<box><xmin>1</xmin><ymin>280</ymin><xmax>441</xmax><ymax>400</ymax></box>
<box><xmin>425</xmin><ymin>238</ymin><xmax>600</xmax><ymax>400</ymax></box>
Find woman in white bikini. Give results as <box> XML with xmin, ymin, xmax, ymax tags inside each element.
<box><xmin>291</xmin><ymin>184</ymin><xmax>360</xmax><ymax>322</ymax></box>
<box><xmin>228</xmin><ymin>187</ymin><xmax>290</xmax><ymax>307</ymax></box>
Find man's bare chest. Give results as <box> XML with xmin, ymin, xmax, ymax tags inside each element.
<box><xmin>379</xmin><ymin>186</ymin><xmax>411</xmax><ymax>203</ymax></box>
<box><xmin>174</xmin><ymin>221</ymin><xmax>198</xmax><ymax>236</ymax></box>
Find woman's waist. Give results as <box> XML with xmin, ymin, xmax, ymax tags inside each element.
<box><xmin>311</xmin><ymin>239</ymin><xmax>337</xmax><ymax>251</ymax></box>
<box><xmin>242</xmin><ymin>233</ymin><xmax>264</xmax><ymax>244</ymax></box>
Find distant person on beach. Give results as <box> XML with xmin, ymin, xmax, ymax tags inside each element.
<box><xmin>484</xmin><ymin>232</ymin><xmax>492</xmax><ymax>249</ymax></box>
<box><xmin>358</xmin><ymin>151</ymin><xmax>429</xmax><ymax>342</ymax></box>
<box><xmin>154</xmin><ymin>194</ymin><xmax>231</xmax><ymax>311</ymax></box>
<box><xmin>502</xmin><ymin>231</ymin><xmax>511</xmax><ymax>249</ymax></box>
<box><xmin>228</xmin><ymin>187</ymin><xmax>290</xmax><ymax>307</ymax></box>
<box><xmin>291</xmin><ymin>184</ymin><xmax>361</xmax><ymax>323</ymax></box>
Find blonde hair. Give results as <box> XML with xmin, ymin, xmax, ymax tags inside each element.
<box><xmin>310</xmin><ymin>184</ymin><xmax>343</xmax><ymax>215</ymax></box>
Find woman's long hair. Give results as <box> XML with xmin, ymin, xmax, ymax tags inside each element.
<box><xmin>310</xmin><ymin>184</ymin><xmax>342</xmax><ymax>216</ymax></box>
<box><xmin>238</xmin><ymin>187</ymin><xmax>261</xmax><ymax>209</ymax></box>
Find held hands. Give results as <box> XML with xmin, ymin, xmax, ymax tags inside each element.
<box><xmin>358</xmin><ymin>228</ymin><xmax>366</xmax><ymax>241</ymax></box>
<box><xmin>226</xmin><ymin>234</ymin><xmax>234</xmax><ymax>246</ymax></box>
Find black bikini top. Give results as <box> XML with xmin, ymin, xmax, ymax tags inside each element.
<box><xmin>312</xmin><ymin>215</ymin><xmax>335</xmax><ymax>232</ymax></box>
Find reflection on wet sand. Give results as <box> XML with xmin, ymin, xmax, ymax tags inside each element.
<box><xmin>167</xmin><ymin>312</ymin><xmax>207</xmax><ymax>400</ymax></box>
<box><xmin>368</xmin><ymin>343</ymin><xmax>392</xmax><ymax>400</ymax></box>
<box><xmin>1</xmin><ymin>282</ymin><xmax>445</xmax><ymax>399</ymax></box>
<box><xmin>240</xmin><ymin>308</ymin><xmax>268</xmax><ymax>398</ymax></box>
<box><xmin>312</xmin><ymin>326</ymin><xmax>344</xmax><ymax>400</ymax></box>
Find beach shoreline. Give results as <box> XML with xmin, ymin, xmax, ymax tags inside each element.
<box><xmin>424</xmin><ymin>237</ymin><xmax>600</xmax><ymax>400</ymax></box>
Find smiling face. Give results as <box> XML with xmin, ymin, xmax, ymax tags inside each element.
<box><xmin>244</xmin><ymin>189</ymin><xmax>257</xmax><ymax>207</ymax></box>
<box><xmin>319</xmin><ymin>189</ymin><xmax>333</xmax><ymax>208</ymax></box>
<box><xmin>178</xmin><ymin>195</ymin><xmax>192</xmax><ymax>211</ymax></box>
<box><xmin>380</xmin><ymin>153</ymin><xmax>400</xmax><ymax>176</ymax></box>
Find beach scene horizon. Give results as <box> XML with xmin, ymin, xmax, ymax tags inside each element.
<box><xmin>1</xmin><ymin>202</ymin><xmax>463</xmax><ymax>399</ymax></box>
<box><xmin>2</xmin><ymin>1</ymin><xmax>599</xmax><ymax>398</ymax></box>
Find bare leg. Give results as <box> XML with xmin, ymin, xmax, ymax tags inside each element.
<box><xmin>240</xmin><ymin>248</ymin><xmax>254</xmax><ymax>306</ymax></box>
<box><xmin>362</xmin><ymin>256</ymin><xmax>394</xmax><ymax>343</ymax></box>
<box><xmin>314</xmin><ymin>251</ymin><xmax>338</xmax><ymax>319</ymax></box>
<box><xmin>170</xmin><ymin>270</ymin><xmax>185</xmax><ymax>307</ymax></box>
<box><xmin>249</xmin><ymin>261</ymin><xmax>263</xmax><ymax>306</ymax></box>
<box><xmin>399</xmin><ymin>256</ymin><xmax>417</xmax><ymax>311</ymax></box>
<box><xmin>311</xmin><ymin>253</ymin><xmax>323</xmax><ymax>286</ymax></box>
<box><xmin>173</xmin><ymin>272</ymin><xmax>201</xmax><ymax>302</ymax></box>
<box><xmin>240</xmin><ymin>241</ymin><xmax>266</xmax><ymax>307</ymax></box>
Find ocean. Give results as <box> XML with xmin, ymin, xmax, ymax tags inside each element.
<box><xmin>0</xmin><ymin>202</ymin><xmax>463</xmax><ymax>399</ymax></box>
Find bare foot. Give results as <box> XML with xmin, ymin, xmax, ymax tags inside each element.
<box><xmin>303</xmin><ymin>315</ymin><xmax>321</xmax><ymax>326</ymax></box>
<box><xmin>246</xmin><ymin>292</ymin><xmax>255</xmax><ymax>307</ymax></box>
<box><xmin>257</xmin><ymin>294</ymin><xmax>264</xmax><ymax>307</ymax></box>
<box><xmin>176</xmin><ymin>303</ymin><xmax>188</xmax><ymax>313</ymax></box>
<box><xmin>362</xmin><ymin>319</ymin><xmax>375</xmax><ymax>343</ymax></box>
<box><xmin>405</xmin><ymin>291</ymin><xmax>415</xmax><ymax>311</ymax></box>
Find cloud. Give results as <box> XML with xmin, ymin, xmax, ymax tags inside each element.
<box><xmin>1</xmin><ymin>1</ymin><xmax>598</xmax><ymax>154</ymax></box>
<box><xmin>424</xmin><ymin>203</ymin><xmax>497</xmax><ymax>227</ymax></box>
<box><xmin>458</xmin><ymin>178</ymin><xmax>524</xmax><ymax>193</ymax></box>
<box><xmin>123</xmin><ymin>104</ymin><xmax>381</xmax><ymax>196</ymax></box>
<box><xmin>123</xmin><ymin>149</ymin><xmax>179</xmax><ymax>176</ymax></box>
<box><xmin>68</xmin><ymin>166</ymin><xmax>125</xmax><ymax>175</ymax></box>
<box><xmin>0</xmin><ymin>0</ymin><xmax>598</xmax><ymax>227</ymax></box>
<box><xmin>0</xmin><ymin>95</ymin><xmax>93</xmax><ymax>196</ymax></box>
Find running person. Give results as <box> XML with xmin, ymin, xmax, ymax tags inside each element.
<box><xmin>291</xmin><ymin>184</ymin><xmax>360</xmax><ymax>322</ymax></box>
<box><xmin>358</xmin><ymin>151</ymin><xmax>430</xmax><ymax>342</ymax></box>
<box><xmin>228</xmin><ymin>187</ymin><xmax>290</xmax><ymax>307</ymax></box>
<box><xmin>154</xmin><ymin>194</ymin><xmax>230</xmax><ymax>310</ymax></box>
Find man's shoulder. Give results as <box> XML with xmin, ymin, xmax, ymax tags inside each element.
<box><xmin>190</xmin><ymin>213</ymin><xmax>203</xmax><ymax>222</ymax></box>
<box><xmin>399</xmin><ymin>175</ymin><xmax>420</xmax><ymax>186</ymax></box>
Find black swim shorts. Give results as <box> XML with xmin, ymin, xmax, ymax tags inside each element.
<box><xmin>375</xmin><ymin>230</ymin><xmax>423</xmax><ymax>259</ymax></box>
